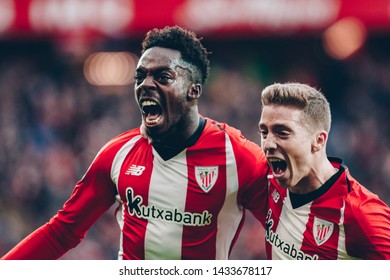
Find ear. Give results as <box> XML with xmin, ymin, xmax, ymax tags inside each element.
<box><xmin>187</xmin><ymin>84</ymin><xmax>202</xmax><ymax>100</ymax></box>
<box><xmin>312</xmin><ymin>130</ymin><xmax>327</xmax><ymax>153</ymax></box>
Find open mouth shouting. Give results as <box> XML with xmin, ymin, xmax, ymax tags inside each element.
<box><xmin>141</xmin><ymin>99</ymin><xmax>163</xmax><ymax>126</ymax></box>
<box><xmin>268</xmin><ymin>157</ymin><xmax>287</xmax><ymax>177</ymax></box>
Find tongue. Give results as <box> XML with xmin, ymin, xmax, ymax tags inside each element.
<box><xmin>146</xmin><ymin>113</ymin><xmax>160</xmax><ymax>121</ymax></box>
<box><xmin>271</xmin><ymin>161</ymin><xmax>286</xmax><ymax>175</ymax></box>
<box><xmin>144</xmin><ymin>106</ymin><xmax>161</xmax><ymax>121</ymax></box>
<box><xmin>274</xmin><ymin>166</ymin><xmax>284</xmax><ymax>174</ymax></box>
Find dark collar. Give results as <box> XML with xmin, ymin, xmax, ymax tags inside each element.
<box><xmin>289</xmin><ymin>160</ymin><xmax>345</xmax><ymax>209</ymax></box>
<box><xmin>152</xmin><ymin>117</ymin><xmax>206</xmax><ymax>161</ymax></box>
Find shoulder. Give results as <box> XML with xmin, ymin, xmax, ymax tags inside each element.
<box><xmin>344</xmin><ymin>173</ymin><xmax>390</xmax><ymax>233</ymax></box>
<box><xmin>343</xmin><ymin>174</ymin><xmax>390</xmax><ymax>258</ymax></box>
<box><xmin>203</xmin><ymin>117</ymin><xmax>244</xmax><ymax>138</ymax></box>
<box><xmin>79</xmin><ymin>128</ymin><xmax>146</xmax><ymax>182</ymax></box>
<box><xmin>204</xmin><ymin>117</ymin><xmax>265</xmax><ymax>157</ymax></box>
<box><xmin>90</xmin><ymin>128</ymin><xmax>145</xmax><ymax>167</ymax></box>
<box><xmin>203</xmin><ymin>117</ymin><xmax>267</xmax><ymax>165</ymax></box>
<box><xmin>328</xmin><ymin>159</ymin><xmax>385</xmax><ymax>211</ymax></box>
<box><xmin>326</xmin><ymin>160</ymin><xmax>389</xmax><ymax>229</ymax></box>
<box><xmin>345</xmin><ymin>174</ymin><xmax>389</xmax><ymax>213</ymax></box>
<box><xmin>204</xmin><ymin>118</ymin><xmax>262</xmax><ymax>150</ymax></box>
<box><xmin>99</xmin><ymin>128</ymin><xmax>142</xmax><ymax>153</ymax></box>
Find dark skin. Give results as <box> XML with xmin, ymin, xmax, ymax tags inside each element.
<box><xmin>135</xmin><ymin>47</ymin><xmax>202</xmax><ymax>149</ymax></box>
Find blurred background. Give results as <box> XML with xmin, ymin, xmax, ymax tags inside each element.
<box><xmin>0</xmin><ymin>0</ymin><xmax>390</xmax><ymax>260</ymax></box>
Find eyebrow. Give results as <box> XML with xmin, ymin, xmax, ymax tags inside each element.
<box><xmin>135</xmin><ymin>66</ymin><xmax>172</xmax><ymax>73</ymax></box>
<box><xmin>274</xmin><ymin>124</ymin><xmax>293</xmax><ymax>132</ymax></box>
<box><xmin>259</xmin><ymin>123</ymin><xmax>292</xmax><ymax>132</ymax></box>
<box><xmin>135</xmin><ymin>64</ymin><xmax>192</xmax><ymax>78</ymax></box>
<box><xmin>175</xmin><ymin>65</ymin><xmax>193</xmax><ymax>73</ymax></box>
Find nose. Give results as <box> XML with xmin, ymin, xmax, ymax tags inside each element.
<box><xmin>138</xmin><ymin>75</ymin><xmax>157</xmax><ymax>91</ymax></box>
<box><xmin>262</xmin><ymin>136</ymin><xmax>277</xmax><ymax>154</ymax></box>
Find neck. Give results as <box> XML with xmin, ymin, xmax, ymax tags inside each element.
<box><xmin>151</xmin><ymin>116</ymin><xmax>205</xmax><ymax>161</ymax></box>
<box><xmin>155</xmin><ymin>112</ymin><xmax>200</xmax><ymax>147</ymax></box>
<box><xmin>289</xmin><ymin>158</ymin><xmax>337</xmax><ymax>194</ymax></box>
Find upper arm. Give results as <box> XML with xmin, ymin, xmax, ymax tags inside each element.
<box><xmin>345</xmin><ymin>189</ymin><xmax>390</xmax><ymax>259</ymax></box>
<box><xmin>52</xmin><ymin>142</ymin><xmax>118</xmax><ymax>238</ymax></box>
<box><xmin>234</xmin><ymin>137</ymin><xmax>269</xmax><ymax>225</ymax></box>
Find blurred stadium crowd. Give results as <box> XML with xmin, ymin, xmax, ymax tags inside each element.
<box><xmin>0</xmin><ymin>34</ymin><xmax>389</xmax><ymax>259</ymax></box>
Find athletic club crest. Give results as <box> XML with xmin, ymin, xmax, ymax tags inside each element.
<box><xmin>195</xmin><ymin>166</ymin><xmax>218</xmax><ymax>193</ymax></box>
<box><xmin>313</xmin><ymin>217</ymin><xmax>334</xmax><ymax>246</ymax></box>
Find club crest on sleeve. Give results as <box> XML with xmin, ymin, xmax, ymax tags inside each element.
<box><xmin>195</xmin><ymin>166</ymin><xmax>218</xmax><ymax>193</ymax></box>
<box><xmin>313</xmin><ymin>217</ymin><xmax>334</xmax><ymax>246</ymax></box>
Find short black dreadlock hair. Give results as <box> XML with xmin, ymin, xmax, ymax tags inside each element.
<box><xmin>141</xmin><ymin>25</ymin><xmax>210</xmax><ymax>85</ymax></box>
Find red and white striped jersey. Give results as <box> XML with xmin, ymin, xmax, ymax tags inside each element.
<box><xmin>111</xmin><ymin>118</ymin><xmax>269</xmax><ymax>259</ymax></box>
<box><xmin>1</xmin><ymin>117</ymin><xmax>269</xmax><ymax>260</ymax></box>
<box><xmin>264</xmin><ymin>158</ymin><xmax>390</xmax><ymax>260</ymax></box>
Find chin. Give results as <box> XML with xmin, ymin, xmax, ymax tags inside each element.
<box><xmin>143</xmin><ymin>126</ymin><xmax>159</xmax><ymax>139</ymax></box>
<box><xmin>275</xmin><ymin>177</ymin><xmax>291</xmax><ymax>189</ymax></box>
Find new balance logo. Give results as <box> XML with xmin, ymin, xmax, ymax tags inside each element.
<box><xmin>271</xmin><ymin>188</ymin><xmax>280</xmax><ymax>203</ymax></box>
<box><xmin>125</xmin><ymin>165</ymin><xmax>145</xmax><ymax>176</ymax></box>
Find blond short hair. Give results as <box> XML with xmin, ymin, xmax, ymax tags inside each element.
<box><xmin>261</xmin><ymin>82</ymin><xmax>331</xmax><ymax>133</ymax></box>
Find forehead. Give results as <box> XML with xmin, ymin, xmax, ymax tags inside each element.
<box><xmin>137</xmin><ymin>47</ymin><xmax>183</xmax><ymax>70</ymax></box>
<box><xmin>259</xmin><ymin>104</ymin><xmax>305</xmax><ymax>127</ymax></box>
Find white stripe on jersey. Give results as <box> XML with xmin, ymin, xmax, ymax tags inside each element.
<box><xmin>144</xmin><ymin>149</ymin><xmax>188</xmax><ymax>259</ymax></box>
<box><xmin>272</xmin><ymin>192</ymin><xmax>312</xmax><ymax>260</ymax></box>
<box><xmin>116</xmin><ymin>204</ymin><xmax>125</xmax><ymax>260</ymax></box>
<box><xmin>110</xmin><ymin>135</ymin><xmax>142</xmax><ymax>259</ymax></box>
<box><xmin>337</xmin><ymin>200</ymin><xmax>347</xmax><ymax>259</ymax></box>
<box><xmin>337</xmin><ymin>201</ymin><xmax>356</xmax><ymax>259</ymax></box>
<box><xmin>111</xmin><ymin>136</ymin><xmax>142</xmax><ymax>187</ymax></box>
<box><xmin>215</xmin><ymin>134</ymin><xmax>242</xmax><ymax>259</ymax></box>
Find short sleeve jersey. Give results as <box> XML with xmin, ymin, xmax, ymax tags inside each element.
<box><xmin>1</xmin><ymin>117</ymin><xmax>269</xmax><ymax>260</ymax></box>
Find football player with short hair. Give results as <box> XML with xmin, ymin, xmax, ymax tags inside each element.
<box><xmin>258</xmin><ymin>82</ymin><xmax>390</xmax><ymax>259</ymax></box>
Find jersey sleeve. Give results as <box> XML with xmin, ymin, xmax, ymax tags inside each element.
<box><xmin>344</xmin><ymin>182</ymin><xmax>390</xmax><ymax>260</ymax></box>
<box><xmin>228</xmin><ymin>128</ymin><xmax>269</xmax><ymax>225</ymax></box>
<box><xmin>1</xmin><ymin>135</ymin><xmax>124</xmax><ymax>260</ymax></box>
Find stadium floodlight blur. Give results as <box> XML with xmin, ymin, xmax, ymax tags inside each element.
<box><xmin>323</xmin><ymin>17</ymin><xmax>367</xmax><ymax>60</ymax></box>
<box><xmin>0</xmin><ymin>0</ymin><xmax>15</xmax><ymax>34</ymax></box>
<box><xmin>1</xmin><ymin>0</ymin><xmax>390</xmax><ymax>40</ymax></box>
<box><xmin>1</xmin><ymin>0</ymin><xmax>390</xmax><ymax>62</ymax></box>
<box><xmin>84</xmin><ymin>52</ymin><xmax>139</xmax><ymax>86</ymax></box>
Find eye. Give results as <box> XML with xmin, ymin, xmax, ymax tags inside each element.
<box><xmin>276</xmin><ymin>130</ymin><xmax>290</xmax><ymax>138</ymax></box>
<box><xmin>134</xmin><ymin>73</ymin><xmax>145</xmax><ymax>84</ymax></box>
<box><xmin>155</xmin><ymin>73</ymin><xmax>173</xmax><ymax>84</ymax></box>
<box><xmin>259</xmin><ymin>129</ymin><xmax>268</xmax><ymax>139</ymax></box>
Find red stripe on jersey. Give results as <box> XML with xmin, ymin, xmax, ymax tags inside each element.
<box><xmin>300</xmin><ymin>210</ymin><xmax>340</xmax><ymax>260</ymax></box>
<box><xmin>183</xmin><ymin>129</ymin><xmax>227</xmax><ymax>259</ymax></box>
<box><xmin>300</xmin><ymin>177</ymin><xmax>346</xmax><ymax>259</ymax></box>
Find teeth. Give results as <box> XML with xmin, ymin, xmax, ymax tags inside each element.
<box><xmin>141</xmin><ymin>100</ymin><xmax>157</xmax><ymax>107</ymax></box>
<box><xmin>268</xmin><ymin>158</ymin><xmax>283</xmax><ymax>163</ymax></box>
<box><xmin>141</xmin><ymin>100</ymin><xmax>162</xmax><ymax>125</ymax></box>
